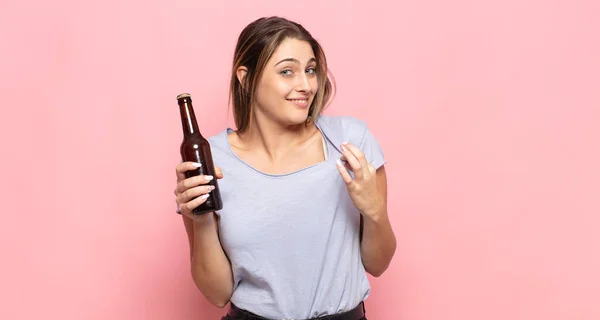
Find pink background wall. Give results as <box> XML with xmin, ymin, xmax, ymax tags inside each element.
<box><xmin>1</xmin><ymin>0</ymin><xmax>599</xmax><ymax>319</ymax></box>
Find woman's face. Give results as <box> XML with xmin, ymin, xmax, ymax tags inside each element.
<box><xmin>253</xmin><ymin>37</ymin><xmax>318</xmax><ymax>127</ymax></box>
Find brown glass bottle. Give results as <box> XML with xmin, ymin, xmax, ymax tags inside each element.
<box><xmin>177</xmin><ymin>93</ymin><xmax>223</xmax><ymax>215</ymax></box>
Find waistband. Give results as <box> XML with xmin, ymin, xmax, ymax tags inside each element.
<box><xmin>227</xmin><ymin>302</ymin><xmax>366</xmax><ymax>320</ymax></box>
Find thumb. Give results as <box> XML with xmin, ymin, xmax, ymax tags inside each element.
<box><xmin>215</xmin><ymin>166</ymin><xmax>224</xmax><ymax>179</ymax></box>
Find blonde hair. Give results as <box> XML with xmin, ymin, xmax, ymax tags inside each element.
<box><xmin>229</xmin><ymin>16</ymin><xmax>335</xmax><ymax>132</ymax></box>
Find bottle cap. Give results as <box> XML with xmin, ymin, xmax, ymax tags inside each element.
<box><xmin>177</xmin><ymin>93</ymin><xmax>191</xmax><ymax>100</ymax></box>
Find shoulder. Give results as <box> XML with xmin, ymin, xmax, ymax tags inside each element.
<box><xmin>316</xmin><ymin>115</ymin><xmax>372</xmax><ymax>147</ymax></box>
<box><xmin>316</xmin><ymin>114</ymin><xmax>368</xmax><ymax>130</ymax></box>
<box><xmin>317</xmin><ymin>114</ymin><xmax>386</xmax><ymax>168</ymax></box>
<box><xmin>206</xmin><ymin>129</ymin><xmax>232</xmax><ymax>157</ymax></box>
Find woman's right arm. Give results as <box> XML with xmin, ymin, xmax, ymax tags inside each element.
<box><xmin>176</xmin><ymin>162</ymin><xmax>234</xmax><ymax>308</ymax></box>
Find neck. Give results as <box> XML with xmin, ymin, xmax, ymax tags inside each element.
<box><xmin>236</xmin><ymin>114</ymin><xmax>316</xmax><ymax>162</ymax></box>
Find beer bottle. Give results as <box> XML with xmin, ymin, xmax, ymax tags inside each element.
<box><xmin>176</xmin><ymin>93</ymin><xmax>223</xmax><ymax>215</ymax></box>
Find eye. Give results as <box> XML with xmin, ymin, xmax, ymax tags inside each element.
<box><xmin>280</xmin><ymin>69</ymin><xmax>293</xmax><ymax>76</ymax></box>
<box><xmin>306</xmin><ymin>67</ymin><xmax>317</xmax><ymax>74</ymax></box>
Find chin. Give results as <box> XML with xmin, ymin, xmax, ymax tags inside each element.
<box><xmin>279</xmin><ymin>113</ymin><xmax>310</xmax><ymax>126</ymax></box>
<box><xmin>287</xmin><ymin>117</ymin><xmax>309</xmax><ymax>126</ymax></box>
<box><xmin>269</xmin><ymin>100</ymin><xmax>314</xmax><ymax>126</ymax></box>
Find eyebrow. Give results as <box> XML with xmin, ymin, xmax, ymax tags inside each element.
<box><xmin>274</xmin><ymin>57</ymin><xmax>317</xmax><ymax>67</ymax></box>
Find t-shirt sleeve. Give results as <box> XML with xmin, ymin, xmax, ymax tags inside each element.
<box><xmin>359</xmin><ymin>124</ymin><xmax>386</xmax><ymax>170</ymax></box>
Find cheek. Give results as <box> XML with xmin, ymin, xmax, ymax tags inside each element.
<box><xmin>255</xmin><ymin>79</ymin><xmax>290</xmax><ymax>106</ymax></box>
<box><xmin>311</xmin><ymin>78</ymin><xmax>319</xmax><ymax>94</ymax></box>
<box><xmin>275</xmin><ymin>81</ymin><xmax>291</xmax><ymax>96</ymax></box>
<box><xmin>256</xmin><ymin>78</ymin><xmax>278</xmax><ymax>97</ymax></box>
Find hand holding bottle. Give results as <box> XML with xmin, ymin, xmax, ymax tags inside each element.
<box><xmin>174</xmin><ymin>162</ymin><xmax>224</xmax><ymax>218</ymax></box>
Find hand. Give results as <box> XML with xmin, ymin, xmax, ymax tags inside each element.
<box><xmin>336</xmin><ymin>142</ymin><xmax>384</xmax><ymax>220</ymax></box>
<box><xmin>174</xmin><ymin>162</ymin><xmax>224</xmax><ymax>219</ymax></box>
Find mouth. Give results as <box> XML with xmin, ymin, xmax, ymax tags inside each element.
<box><xmin>287</xmin><ymin>98</ymin><xmax>309</xmax><ymax>108</ymax></box>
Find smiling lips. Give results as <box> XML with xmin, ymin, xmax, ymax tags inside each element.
<box><xmin>287</xmin><ymin>98</ymin><xmax>309</xmax><ymax>108</ymax></box>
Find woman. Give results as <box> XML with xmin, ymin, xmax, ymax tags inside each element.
<box><xmin>174</xmin><ymin>16</ymin><xmax>396</xmax><ymax>320</ymax></box>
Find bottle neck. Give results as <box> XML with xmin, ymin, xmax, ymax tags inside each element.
<box><xmin>178</xmin><ymin>98</ymin><xmax>201</xmax><ymax>137</ymax></box>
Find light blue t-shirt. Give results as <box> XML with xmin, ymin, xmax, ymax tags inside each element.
<box><xmin>207</xmin><ymin>115</ymin><xmax>386</xmax><ymax>319</ymax></box>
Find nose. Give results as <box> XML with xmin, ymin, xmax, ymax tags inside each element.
<box><xmin>295</xmin><ymin>72</ymin><xmax>312</xmax><ymax>93</ymax></box>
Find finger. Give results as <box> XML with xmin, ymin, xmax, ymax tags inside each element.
<box><xmin>340</xmin><ymin>156</ymin><xmax>352</xmax><ymax>172</ymax></box>
<box><xmin>176</xmin><ymin>174</ymin><xmax>215</xmax><ymax>194</ymax></box>
<box><xmin>344</xmin><ymin>161</ymin><xmax>352</xmax><ymax>172</ymax></box>
<box><xmin>336</xmin><ymin>159</ymin><xmax>354</xmax><ymax>185</ymax></box>
<box><xmin>215</xmin><ymin>166</ymin><xmax>224</xmax><ymax>179</ymax></box>
<box><xmin>177</xmin><ymin>185</ymin><xmax>215</xmax><ymax>204</ymax></box>
<box><xmin>337</xmin><ymin>155</ymin><xmax>350</xmax><ymax>169</ymax></box>
<box><xmin>367</xmin><ymin>163</ymin><xmax>376</xmax><ymax>175</ymax></box>
<box><xmin>175</xmin><ymin>161</ymin><xmax>202</xmax><ymax>181</ymax></box>
<box><xmin>182</xmin><ymin>193</ymin><xmax>210</xmax><ymax>212</ymax></box>
<box><xmin>343</xmin><ymin>143</ymin><xmax>370</xmax><ymax>179</ymax></box>
<box><xmin>340</xmin><ymin>143</ymin><xmax>363</xmax><ymax>180</ymax></box>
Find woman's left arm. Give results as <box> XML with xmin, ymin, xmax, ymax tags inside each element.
<box><xmin>337</xmin><ymin>143</ymin><xmax>397</xmax><ymax>277</ymax></box>
<box><xmin>358</xmin><ymin>166</ymin><xmax>396</xmax><ymax>277</ymax></box>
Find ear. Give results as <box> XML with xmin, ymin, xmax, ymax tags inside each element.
<box><xmin>236</xmin><ymin>66</ymin><xmax>248</xmax><ymax>89</ymax></box>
